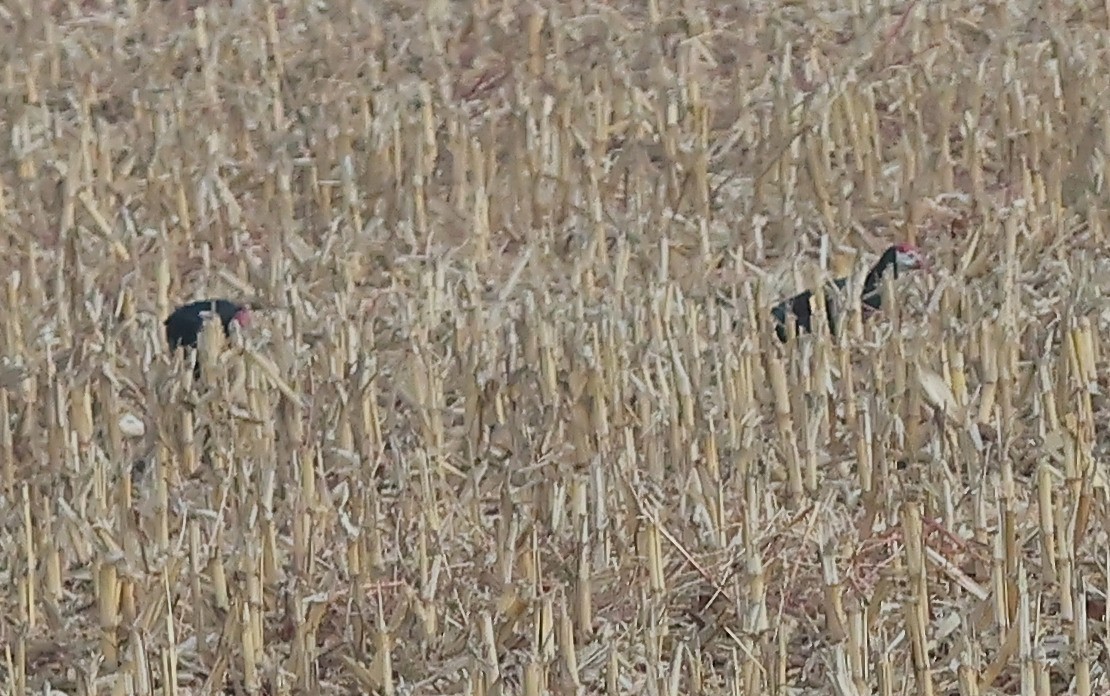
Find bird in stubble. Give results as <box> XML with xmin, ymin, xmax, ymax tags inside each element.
<box><xmin>770</xmin><ymin>243</ymin><xmax>929</xmax><ymax>342</ymax></box>
<box><xmin>164</xmin><ymin>298</ymin><xmax>251</xmax><ymax>377</ymax></box>
<box><xmin>153</xmin><ymin>298</ymin><xmax>252</xmax><ymax>477</ymax></box>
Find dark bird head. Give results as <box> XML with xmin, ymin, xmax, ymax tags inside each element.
<box><xmin>865</xmin><ymin>243</ymin><xmax>929</xmax><ymax>291</ymax></box>
<box><xmin>888</xmin><ymin>242</ymin><xmax>929</xmax><ymax>275</ymax></box>
<box><xmin>164</xmin><ymin>298</ymin><xmax>251</xmax><ymax>351</ymax></box>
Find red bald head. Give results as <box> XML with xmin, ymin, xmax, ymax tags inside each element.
<box><xmin>893</xmin><ymin>243</ymin><xmax>928</xmax><ymax>271</ymax></box>
<box><xmin>232</xmin><ymin>306</ymin><xmax>251</xmax><ymax>327</ymax></box>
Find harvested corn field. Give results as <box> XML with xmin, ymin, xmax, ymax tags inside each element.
<box><xmin>1</xmin><ymin>1</ymin><xmax>1109</xmax><ymax>694</ymax></box>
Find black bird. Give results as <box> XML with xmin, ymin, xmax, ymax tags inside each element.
<box><xmin>155</xmin><ymin>299</ymin><xmax>251</xmax><ymax>478</ymax></box>
<box><xmin>165</xmin><ymin>299</ymin><xmax>250</xmax><ymax>349</ymax></box>
<box><xmin>771</xmin><ymin>243</ymin><xmax>928</xmax><ymax>342</ymax></box>
<box><xmin>164</xmin><ymin>299</ymin><xmax>251</xmax><ymax>375</ymax></box>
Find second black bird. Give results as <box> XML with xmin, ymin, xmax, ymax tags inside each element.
<box><xmin>770</xmin><ymin>243</ymin><xmax>928</xmax><ymax>342</ymax></box>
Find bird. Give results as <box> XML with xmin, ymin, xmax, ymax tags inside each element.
<box><xmin>770</xmin><ymin>243</ymin><xmax>928</xmax><ymax>342</ymax></box>
<box><xmin>164</xmin><ymin>299</ymin><xmax>251</xmax><ymax>377</ymax></box>
<box><xmin>165</xmin><ymin>298</ymin><xmax>251</xmax><ymax>350</ymax></box>
<box><xmin>156</xmin><ymin>299</ymin><xmax>251</xmax><ymax>477</ymax></box>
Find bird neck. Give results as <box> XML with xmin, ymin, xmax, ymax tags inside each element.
<box><xmin>863</xmin><ymin>248</ymin><xmax>899</xmax><ymax>294</ymax></box>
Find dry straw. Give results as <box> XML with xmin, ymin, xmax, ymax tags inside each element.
<box><xmin>0</xmin><ymin>0</ymin><xmax>1108</xmax><ymax>694</ymax></box>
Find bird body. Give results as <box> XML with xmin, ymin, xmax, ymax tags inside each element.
<box><xmin>164</xmin><ymin>298</ymin><xmax>251</xmax><ymax>380</ymax></box>
<box><xmin>164</xmin><ymin>299</ymin><xmax>250</xmax><ymax>351</ymax></box>
<box><xmin>771</xmin><ymin>244</ymin><xmax>927</xmax><ymax>342</ymax></box>
<box><xmin>158</xmin><ymin>299</ymin><xmax>252</xmax><ymax>472</ymax></box>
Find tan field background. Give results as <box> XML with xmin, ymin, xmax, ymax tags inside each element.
<box><xmin>1</xmin><ymin>0</ymin><xmax>1109</xmax><ymax>694</ymax></box>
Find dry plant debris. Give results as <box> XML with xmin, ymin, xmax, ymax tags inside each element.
<box><xmin>1</xmin><ymin>0</ymin><xmax>1109</xmax><ymax>694</ymax></box>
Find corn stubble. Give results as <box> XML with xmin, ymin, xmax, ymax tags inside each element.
<box><xmin>0</xmin><ymin>1</ymin><xmax>1108</xmax><ymax>694</ymax></box>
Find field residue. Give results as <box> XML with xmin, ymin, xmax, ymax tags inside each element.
<box><xmin>1</xmin><ymin>1</ymin><xmax>1108</xmax><ymax>694</ymax></box>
